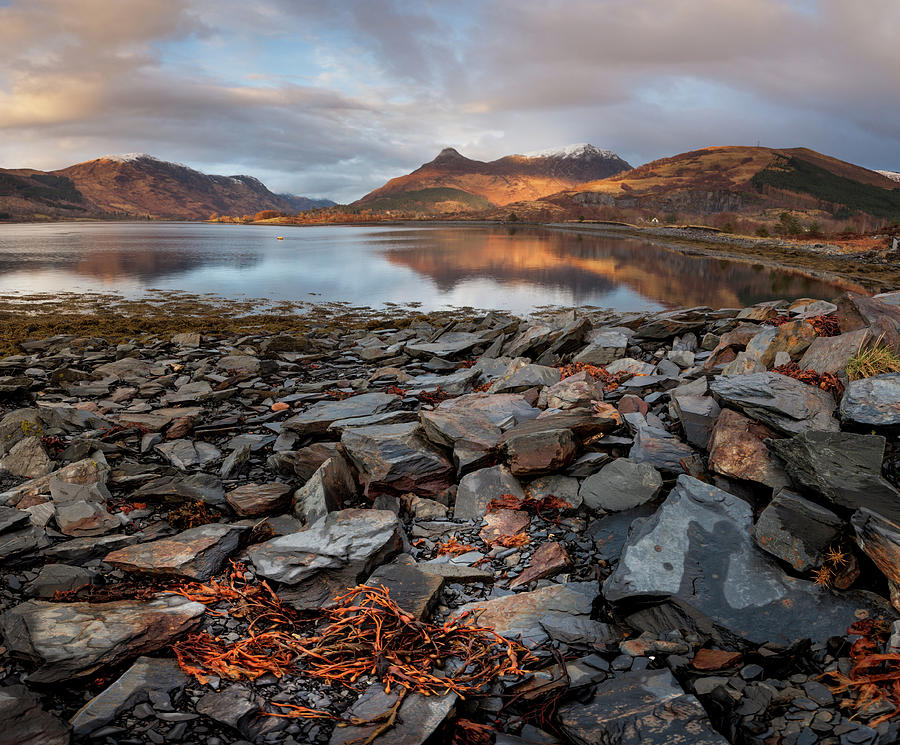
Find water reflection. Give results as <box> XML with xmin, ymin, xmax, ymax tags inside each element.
<box><xmin>0</xmin><ymin>221</ymin><xmax>856</xmax><ymax>312</ymax></box>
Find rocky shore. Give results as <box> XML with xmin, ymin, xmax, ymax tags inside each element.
<box><xmin>2</xmin><ymin>291</ymin><xmax>900</xmax><ymax>745</ymax></box>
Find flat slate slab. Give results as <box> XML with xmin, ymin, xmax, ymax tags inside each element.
<box><xmin>284</xmin><ymin>392</ymin><xmax>400</xmax><ymax>436</ymax></box>
<box><xmin>603</xmin><ymin>475</ymin><xmax>894</xmax><ymax>644</ymax></box>
<box><xmin>364</xmin><ymin>563</ymin><xmax>444</xmax><ymax>620</ymax></box>
<box><xmin>840</xmin><ymin>373</ymin><xmax>900</xmax><ymax>428</ymax></box>
<box><xmin>558</xmin><ymin>668</ymin><xmax>730</xmax><ymax>745</ymax></box>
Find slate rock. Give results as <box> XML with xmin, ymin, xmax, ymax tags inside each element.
<box><xmin>71</xmin><ymin>656</ymin><xmax>188</xmax><ymax>736</ymax></box>
<box><xmin>329</xmin><ymin>683</ymin><xmax>456</xmax><ymax>745</ymax></box>
<box><xmin>341</xmin><ymin>422</ymin><xmax>453</xmax><ymax>498</ymax></box>
<box><xmin>543</xmin><ymin>373</ymin><xmax>604</xmax><ymax>410</ymax></box>
<box><xmin>406</xmin><ymin>332</ymin><xmax>485</xmax><ymax>358</ymax></box>
<box><xmin>510</xmin><ymin>541</ymin><xmax>571</xmax><ymax>587</ymax></box>
<box><xmin>800</xmin><ymin>329</ymin><xmax>872</xmax><ymax>375</ymax></box>
<box><xmin>291</xmin><ymin>441</ymin><xmax>342</xmax><ymax>481</ymax></box>
<box><xmin>840</xmin><ymin>373</ymin><xmax>900</xmax><ymax>428</ymax></box>
<box><xmin>558</xmin><ymin>668</ymin><xmax>729</xmax><ymax>745</ymax></box>
<box><xmin>853</xmin><ymin>509</ymin><xmax>900</xmax><ymax>612</ymax></box>
<box><xmin>626</xmin><ymin>413</ymin><xmax>694</xmax><ymax>473</ymax></box>
<box><xmin>293</xmin><ymin>454</ymin><xmax>356</xmax><ymax>525</ymax></box>
<box><xmin>437</xmin><ymin>392</ymin><xmax>540</xmax><ymax>429</ymax></box>
<box><xmin>26</xmin><ymin>563</ymin><xmax>96</xmax><ymax>598</ymax></box>
<box><xmin>0</xmin><ymin>408</ymin><xmax>44</xmax><ymax>457</ymax></box>
<box><xmin>502</xmin><ymin>427</ymin><xmax>578</xmax><ymax>477</ymax></box>
<box><xmin>132</xmin><ymin>473</ymin><xmax>225</xmax><ymax>506</ymax></box>
<box><xmin>672</xmin><ymin>393</ymin><xmax>721</xmax><ymax>449</ymax></box>
<box><xmin>195</xmin><ymin>685</ymin><xmax>260</xmax><ymax>732</ymax></box>
<box><xmin>753</xmin><ymin>490</ymin><xmax>842</xmax><ymax>572</ymax></box>
<box><xmin>454</xmin><ymin>465</ymin><xmax>525</xmax><ymax>519</ymax></box>
<box><xmin>539</xmin><ymin>616</ymin><xmax>620</xmax><ymax>646</ymax></box>
<box><xmin>834</xmin><ymin>292</ymin><xmax>900</xmax><ymax>351</ymax></box>
<box><xmin>525</xmin><ymin>473</ymin><xmax>581</xmax><ymax>509</ymax></box>
<box><xmin>489</xmin><ymin>362</ymin><xmax>561</xmax><ymax>394</ymax></box>
<box><xmin>364</xmin><ymin>563</ymin><xmax>444</xmax><ymax>619</ymax></box>
<box><xmin>454</xmin><ymin>582</ymin><xmax>597</xmax><ymax>646</ymax></box>
<box><xmin>405</xmin><ymin>367</ymin><xmax>481</xmax><ymax>395</ymax></box>
<box><xmin>0</xmin><ymin>684</ymin><xmax>70</xmax><ymax>745</ymax></box>
<box><xmin>104</xmin><ymin>523</ymin><xmax>244</xmax><ymax>580</ymax></box>
<box><xmin>745</xmin><ymin>319</ymin><xmax>816</xmax><ymax>367</ymax></box>
<box><xmin>284</xmin><ymin>392</ymin><xmax>399</xmax><ymax>436</ymax></box>
<box><xmin>604</xmin><ymin>475</ymin><xmax>893</xmax><ymax>644</ymax></box>
<box><xmin>709</xmin><ymin>372</ymin><xmax>839</xmax><ymax>434</ymax></box>
<box><xmin>707</xmin><ymin>408</ymin><xmax>788</xmax><ymax>488</ymax></box>
<box><xmin>117</xmin><ymin>406</ymin><xmax>202</xmax><ymax>432</ymax></box>
<box><xmin>155</xmin><ymin>439</ymin><xmax>221</xmax><ymax>470</ymax></box>
<box><xmin>574</xmin><ymin>332</ymin><xmax>628</xmax><ymax>366</ymax></box>
<box><xmin>0</xmin><ymin>595</ymin><xmax>205</xmax><ymax>683</ymax></box>
<box><xmin>225</xmin><ymin>482</ymin><xmax>292</xmax><ymax>517</ymax></box>
<box><xmin>0</xmin><ymin>436</ymin><xmax>52</xmax><ymax>479</ymax></box>
<box><xmin>249</xmin><ymin>509</ymin><xmax>403</xmax><ymax>585</ymax></box>
<box><xmin>636</xmin><ymin>307</ymin><xmax>711</xmax><ymax>340</ymax></box>
<box><xmin>579</xmin><ymin>458</ymin><xmax>662</xmax><ymax>512</ymax></box>
<box><xmin>769</xmin><ymin>430</ymin><xmax>900</xmax><ymax>523</ymax></box>
<box><xmin>0</xmin><ymin>505</ymin><xmax>30</xmax><ymax>534</ymax></box>
<box><xmin>55</xmin><ymin>499</ymin><xmax>119</xmax><ymax>537</ymax></box>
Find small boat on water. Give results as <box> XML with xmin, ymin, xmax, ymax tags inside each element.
<box><xmin>276</xmin><ymin>236</ymin><xmax>285</xmax><ymax>240</ymax></box>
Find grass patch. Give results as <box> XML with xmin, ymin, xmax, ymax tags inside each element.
<box><xmin>847</xmin><ymin>341</ymin><xmax>900</xmax><ymax>381</ymax></box>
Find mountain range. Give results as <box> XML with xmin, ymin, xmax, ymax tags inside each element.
<box><xmin>353</xmin><ymin>144</ymin><xmax>631</xmax><ymax>212</ymax></box>
<box><xmin>2</xmin><ymin>144</ymin><xmax>899</xmax><ymax>225</ymax></box>
<box><xmin>0</xmin><ymin>154</ymin><xmax>333</xmax><ymax>221</ymax></box>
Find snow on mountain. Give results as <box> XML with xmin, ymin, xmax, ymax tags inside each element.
<box><xmin>523</xmin><ymin>143</ymin><xmax>619</xmax><ymax>159</ymax></box>
<box><xmin>877</xmin><ymin>169</ymin><xmax>900</xmax><ymax>183</ymax></box>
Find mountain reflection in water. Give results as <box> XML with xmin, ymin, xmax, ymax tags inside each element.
<box><xmin>0</xmin><ymin>222</ymin><xmax>855</xmax><ymax>312</ymax></box>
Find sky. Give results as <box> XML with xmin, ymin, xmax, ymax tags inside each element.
<box><xmin>1</xmin><ymin>0</ymin><xmax>898</xmax><ymax>202</ymax></box>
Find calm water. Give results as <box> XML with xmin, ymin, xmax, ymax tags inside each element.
<box><xmin>0</xmin><ymin>222</ymin><xmax>850</xmax><ymax>313</ymax></box>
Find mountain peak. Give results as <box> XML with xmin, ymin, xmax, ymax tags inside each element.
<box><xmin>522</xmin><ymin>143</ymin><xmax>619</xmax><ymax>160</ymax></box>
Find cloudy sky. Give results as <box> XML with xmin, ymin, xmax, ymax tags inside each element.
<box><xmin>1</xmin><ymin>0</ymin><xmax>898</xmax><ymax>202</ymax></box>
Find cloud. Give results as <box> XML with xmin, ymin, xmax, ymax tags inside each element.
<box><xmin>0</xmin><ymin>0</ymin><xmax>897</xmax><ymax>201</ymax></box>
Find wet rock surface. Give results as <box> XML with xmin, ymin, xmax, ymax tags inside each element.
<box><xmin>0</xmin><ymin>297</ymin><xmax>899</xmax><ymax>745</ymax></box>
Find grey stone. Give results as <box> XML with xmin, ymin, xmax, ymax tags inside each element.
<box><xmin>710</xmin><ymin>372</ymin><xmax>839</xmax><ymax>434</ymax></box>
<box><xmin>132</xmin><ymin>473</ymin><xmax>226</xmax><ymax>506</ymax></box>
<box><xmin>753</xmin><ymin>490</ymin><xmax>842</xmax><ymax>572</ymax></box>
<box><xmin>626</xmin><ymin>413</ymin><xmax>694</xmax><ymax>473</ymax></box>
<box><xmin>840</xmin><ymin>373</ymin><xmax>900</xmax><ymax>428</ymax></box>
<box><xmin>341</xmin><ymin>422</ymin><xmax>453</xmax><ymax>498</ymax></box>
<box><xmin>155</xmin><ymin>439</ymin><xmax>221</xmax><ymax>470</ymax></box>
<box><xmin>55</xmin><ymin>499</ymin><xmax>119</xmax><ymax>537</ymax></box>
<box><xmin>502</xmin><ymin>427</ymin><xmax>578</xmax><ymax>477</ymax></box>
<box><xmin>103</xmin><ymin>523</ymin><xmax>245</xmax><ymax>580</ymax></box>
<box><xmin>405</xmin><ymin>367</ymin><xmax>481</xmax><ymax>395</ymax></box>
<box><xmin>284</xmin><ymin>392</ymin><xmax>399</xmax><ymax>436</ymax></box>
<box><xmin>437</xmin><ymin>392</ymin><xmax>540</xmax><ymax>428</ymax></box>
<box><xmin>0</xmin><ymin>505</ymin><xmax>30</xmax><ymax>534</ymax></box>
<box><xmin>671</xmin><ymin>393</ymin><xmax>720</xmax><ymax>449</ymax></box>
<box><xmin>489</xmin><ymin>362</ymin><xmax>561</xmax><ymax>394</ymax></box>
<box><xmin>579</xmin><ymin>458</ymin><xmax>662</xmax><ymax>512</ymax></box>
<box><xmin>769</xmin><ymin>430</ymin><xmax>900</xmax><ymax>523</ymax></box>
<box><xmin>196</xmin><ymin>686</ymin><xmax>260</xmax><ymax>731</ymax></box>
<box><xmin>454</xmin><ymin>465</ymin><xmax>525</xmax><ymax>519</ymax></box>
<box><xmin>71</xmin><ymin>657</ymin><xmax>188</xmax><ymax>736</ymax></box>
<box><xmin>604</xmin><ymin>475</ymin><xmax>893</xmax><ymax>644</ymax></box>
<box><xmin>329</xmin><ymin>683</ymin><xmax>455</xmax><ymax>745</ymax></box>
<box><xmin>800</xmin><ymin>329</ymin><xmax>872</xmax><ymax>375</ymax></box>
<box><xmin>364</xmin><ymin>563</ymin><xmax>444</xmax><ymax>620</ymax></box>
<box><xmin>225</xmin><ymin>482</ymin><xmax>292</xmax><ymax>517</ymax></box>
<box><xmin>0</xmin><ymin>595</ymin><xmax>205</xmax><ymax>683</ymax></box>
<box><xmin>249</xmin><ymin>508</ymin><xmax>403</xmax><ymax>585</ymax></box>
<box><xmin>0</xmin><ymin>685</ymin><xmax>69</xmax><ymax>745</ymax></box>
<box><xmin>454</xmin><ymin>582</ymin><xmax>597</xmax><ymax>646</ymax></box>
<box><xmin>0</xmin><ymin>436</ymin><xmax>52</xmax><ymax>479</ymax></box>
<box><xmin>293</xmin><ymin>455</ymin><xmax>356</xmax><ymax>525</ymax></box>
<box><xmin>574</xmin><ymin>332</ymin><xmax>629</xmax><ymax>366</ymax></box>
<box><xmin>26</xmin><ymin>563</ymin><xmax>96</xmax><ymax>598</ymax></box>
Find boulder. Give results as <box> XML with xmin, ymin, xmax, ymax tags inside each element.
<box><xmin>840</xmin><ymin>373</ymin><xmax>900</xmax><ymax>428</ymax></box>
<box><xmin>329</xmin><ymin>683</ymin><xmax>455</xmax><ymax>745</ymax></box>
<box><xmin>0</xmin><ymin>436</ymin><xmax>52</xmax><ymax>479</ymax></box>
<box><xmin>501</xmin><ymin>427</ymin><xmax>578</xmax><ymax>477</ymax></box>
<box><xmin>436</xmin><ymin>392</ymin><xmax>539</xmax><ymax>429</ymax></box>
<box><xmin>340</xmin><ymin>422</ymin><xmax>453</xmax><ymax>498</ymax></box>
<box><xmin>753</xmin><ymin>490</ymin><xmax>842</xmax><ymax>572</ymax></box>
<box><xmin>799</xmin><ymin>329</ymin><xmax>872</xmax><ymax>375</ymax></box>
<box><xmin>557</xmin><ymin>668</ymin><xmax>729</xmax><ymax>745</ymax></box>
<box><xmin>249</xmin><ymin>509</ymin><xmax>403</xmax><ymax>585</ymax></box>
<box><xmin>709</xmin><ymin>372</ymin><xmax>839</xmax><ymax>434</ymax></box>
<box><xmin>707</xmin><ymin>409</ymin><xmax>788</xmax><ymax>488</ymax></box>
<box><xmin>488</xmin><ymin>362</ymin><xmax>561</xmax><ymax>394</ymax></box>
<box><xmin>454</xmin><ymin>582</ymin><xmax>598</xmax><ymax>646</ymax></box>
<box><xmin>103</xmin><ymin>523</ymin><xmax>244</xmax><ymax>580</ymax></box>
<box><xmin>543</xmin><ymin>373</ymin><xmax>604</xmax><ymax>410</ymax></box>
<box><xmin>0</xmin><ymin>595</ymin><xmax>205</xmax><ymax>683</ymax></box>
<box><xmin>626</xmin><ymin>413</ymin><xmax>694</xmax><ymax>473</ymax></box>
<box><xmin>671</xmin><ymin>393</ymin><xmax>720</xmax><ymax>450</ymax></box>
<box><xmin>853</xmin><ymin>509</ymin><xmax>900</xmax><ymax>612</ymax></box>
<box><xmin>604</xmin><ymin>475</ymin><xmax>892</xmax><ymax>644</ymax></box>
<box><xmin>405</xmin><ymin>367</ymin><xmax>480</xmax><ymax>395</ymax></box>
<box><xmin>225</xmin><ymin>482</ymin><xmax>292</xmax><ymax>517</ymax></box>
<box><xmin>70</xmin><ymin>656</ymin><xmax>188</xmax><ymax>736</ymax></box>
<box><xmin>745</xmin><ymin>320</ymin><xmax>816</xmax><ymax>367</ymax></box>
<box><xmin>291</xmin><ymin>442</ymin><xmax>342</xmax><ymax>481</ymax></box>
<box><xmin>284</xmin><ymin>392</ymin><xmax>399</xmax><ymax>436</ymax></box>
<box><xmin>579</xmin><ymin>458</ymin><xmax>662</xmax><ymax>512</ymax></box>
<box><xmin>292</xmin><ymin>454</ymin><xmax>356</xmax><ymax>525</ymax></box>
<box><xmin>574</xmin><ymin>332</ymin><xmax>628</xmax><ymax>366</ymax></box>
<box><xmin>834</xmin><ymin>292</ymin><xmax>900</xmax><ymax>351</ymax></box>
<box><xmin>454</xmin><ymin>465</ymin><xmax>525</xmax><ymax>519</ymax></box>
<box><xmin>636</xmin><ymin>307</ymin><xmax>710</xmax><ymax>339</ymax></box>
<box><xmin>0</xmin><ymin>685</ymin><xmax>69</xmax><ymax>745</ymax></box>
<box><xmin>768</xmin><ymin>430</ymin><xmax>900</xmax><ymax>523</ymax></box>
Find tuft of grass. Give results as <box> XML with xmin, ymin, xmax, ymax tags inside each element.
<box><xmin>846</xmin><ymin>340</ymin><xmax>900</xmax><ymax>381</ymax></box>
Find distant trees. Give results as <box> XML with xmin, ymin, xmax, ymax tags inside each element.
<box><xmin>253</xmin><ymin>210</ymin><xmax>283</xmax><ymax>221</ymax></box>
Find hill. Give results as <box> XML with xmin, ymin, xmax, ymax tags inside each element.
<box><xmin>0</xmin><ymin>154</ymin><xmax>334</xmax><ymax>221</ymax></box>
<box><xmin>354</xmin><ymin>144</ymin><xmax>632</xmax><ymax>213</ymax></box>
<box><xmin>551</xmin><ymin>146</ymin><xmax>900</xmax><ymax>222</ymax></box>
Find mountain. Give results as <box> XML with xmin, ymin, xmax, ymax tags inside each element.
<box><xmin>0</xmin><ymin>154</ymin><xmax>334</xmax><ymax>221</ymax></box>
<box><xmin>354</xmin><ymin>144</ymin><xmax>632</xmax><ymax>212</ymax></box>
<box><xmin>554</xmin><ymin>146</ymin><xmax>900</xmax><ymax>219</ymax></box>
<box><xmin>877</xmin><ymin>170</ymin><xmax>900</xmax><ymax>183</ymax></box>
